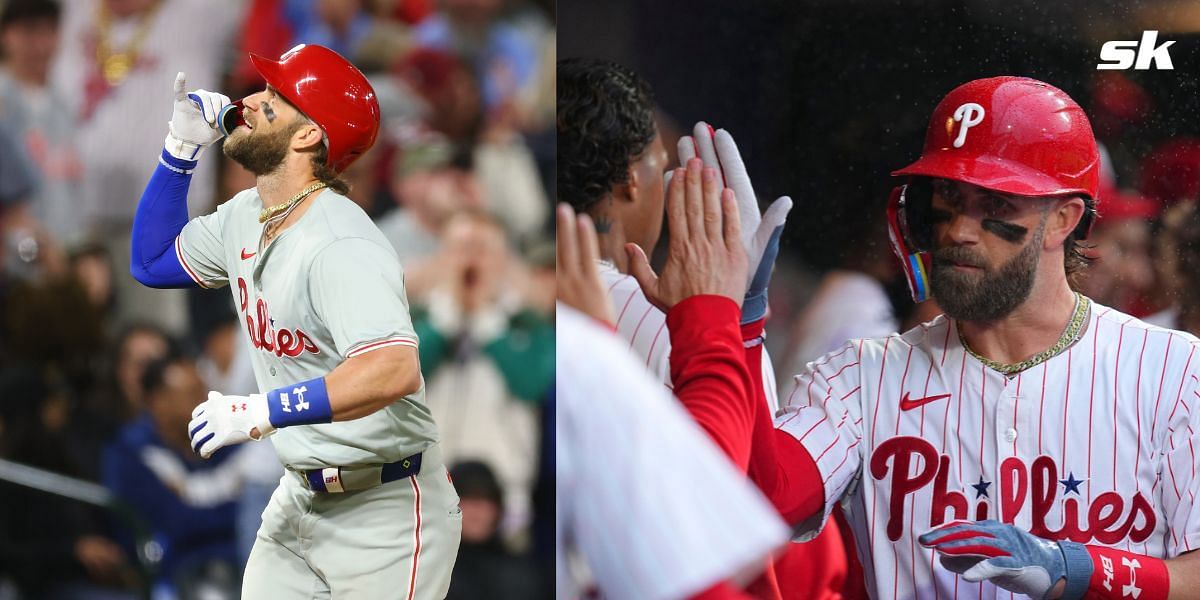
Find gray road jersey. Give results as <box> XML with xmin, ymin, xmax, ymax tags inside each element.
<box><xmin>177</xmin><ymin>188</ymin><xmax>439</xmax><ymax>469</ymax></box>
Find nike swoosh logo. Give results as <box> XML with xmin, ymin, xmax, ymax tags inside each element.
<box><xmin>900</xmin><ymin>392</ymin><xmax>951</xmax><ymax>411</ymax></box>
<box><xmin>241</xmin><ymin>249</ymin><xmax>256</xmax><ymax>260</ymax></box>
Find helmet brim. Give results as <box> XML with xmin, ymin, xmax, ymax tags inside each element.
<box><xmin>892</xmin><ymin>152</ymin><xmax>1096</xmax><ymax>199</ymax></box>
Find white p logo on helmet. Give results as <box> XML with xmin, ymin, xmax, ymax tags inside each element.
<box><xmin>952</xmin><ymin>103</ymin><xmax>985</xmax><ymax>148</ymax></box>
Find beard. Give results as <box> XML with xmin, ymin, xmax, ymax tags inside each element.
<box><xmin>222</xmin><ymin>121</ymin><xmax>301</xmax><ymax>175</ymax></box>
<box><xmin>929</xmin><ymin>222</ymin><xmax>1044</xmax><ymax>322</ymax></box>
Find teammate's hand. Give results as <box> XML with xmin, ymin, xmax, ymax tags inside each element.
<box><xmin>678</xmin><ymin>123</ymin><xmax>792</xmax><ymax>323</ymax></box>
<box><xmin>556</xmin><ymin>203</ymin><xmax>616</xmax><ymax>325</ymax></box>
<box><xmin>165</xmin><ymin>72</ymin><xmax>231</xmax><ymax>160</ymax></box>
<box><xmin>187</xmin><ymin>391</ymin><xmax>276</xmax><ymax>459</ymax></box>
<box><xmin>627</xmin><ymin>158</ymin><xmax>748</xmax><ymax>313</ymax></box>
<box><xmin>919</xmin><ymin>520</ymin><xmax>1090</xmax><ymax>599</ymax></box>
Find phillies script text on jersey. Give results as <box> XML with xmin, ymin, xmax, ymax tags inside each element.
<box><xmin>238</xmin><ymin>277</ymin><xmax>318</xmax><ymax>358</ymax></box>
<box><xmin>872</xmin><ymin>437</ymin><xmax>1155</xmax><ymax>544</ymax></box>
<box><xmin>776</xmin><ymin>305</ymin><xmax>1200</xmax><ymax>599</ymax></box>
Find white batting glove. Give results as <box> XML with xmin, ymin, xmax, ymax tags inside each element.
<box><xmin>165</xmin><ymin>72</ymin><xmax>231</xmax><ymax>161</ymax></box>
<box><xmin>677</xmin><ymin>123</ymin><xmax>793</xmax><ymax>276</ymax></box>
<box><xmin>676</xmin><ymin>122</ymin><xmax>793</xmax><ymax>322</ymax></box>
<box><xmin>187</xmin><ymin>391</ymin><xmax>276</xmax><ymax>459</ymax></box>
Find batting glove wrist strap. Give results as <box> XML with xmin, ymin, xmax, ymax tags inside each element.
<box><xmin>265</xmin><ymin>376</ymin><xmax>333</xmax><ymax>429</ymax></box>
<box><xmin>1057</xmin><ymin>541</ymin><xmax>1093</xmax><ymax>600</ymax></box>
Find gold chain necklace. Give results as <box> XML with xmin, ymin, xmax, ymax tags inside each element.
<box><xmin>259</xmin><ymin>182</ymin><xmax>327</xmax><ymax>224</ymax></box>
<box><xmin>957</xmin><ymin>292</ymin><xmax>1090</xmax><ymax>376</ymax></box>
<box><xmin>95</xmin><ymin>1</ymin><xmax>161</xmax><ymax>87</ymax></box>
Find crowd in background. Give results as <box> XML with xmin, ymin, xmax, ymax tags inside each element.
<box><xmin>0</xmin><ymin>0</ymin><xmax>554</xmax><ymax>598</ymax></box>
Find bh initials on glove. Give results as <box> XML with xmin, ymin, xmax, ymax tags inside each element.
<box><xmin>165</xmin><ymin>72</ymin><xmax>231</xmax><ymax>161</ymax></box>
<box><xmin>187</xmin><ymin>391</ymin><xmax>276</xmax><ymax>459</ymax></box>
<box><xmin>919</xmin><ymin>520</ymin><xmax>1094</xmax><ymax>599</ymax></box>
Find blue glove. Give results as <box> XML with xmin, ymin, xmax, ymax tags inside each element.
<box><xmin>919</xmin><ymin>520</ymin><xmax>1093</xmax><ymax>600</ymax></box>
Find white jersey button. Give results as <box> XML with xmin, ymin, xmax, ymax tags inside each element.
<box><xmin>1004</xmin><ymin>428</ymin><xmax>1017</xmax><ymax>443</ymax></box>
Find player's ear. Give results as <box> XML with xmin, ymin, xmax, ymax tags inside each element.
<box><xmin>291</xmin><ymin>122</ymin><xmax>324</xmax><ymax>153</ymax></box>
<box><xmin>1044</xmin><ymin>197</ymin><xmax>1087</xmax><ymax>250</ymax></box>
<box><xmin>612</xmin><ymin>164</ymin><xmax>641</xmax><ymax>204</ymax></box>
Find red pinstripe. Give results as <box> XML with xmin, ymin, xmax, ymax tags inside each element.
<box><xmin>644</xmin><ymin>324</ymin><xmax>667</xmax><ymax>368</ymax></box>
<box><xmin>953</xmin><ymin>350</ymin><xmax>967</xmax><ymax>481</ymax></box>
<box><xmin>1038</xmin><ymin>362</ymin><xmax>1048</xmax><ymax>454</ymax></box>
<box><xmin>823</xmin><ymin>438</ymin><xmax>861</xmax><ymax>484</ymax></box>
<box><xmin>891</xmin><ymin>344</ymin><xmax>914</xmax><ymax>600</ymax></box>
<box><xmin>1110</xmin><ymin>322</ymin><xmax>1127</xmax><ymax>492</ymax></box>
<box><xmin>868</xmin><ymin>337</ymin><xmax>893</xmax><ymax>561</ymax></box>
<box><xmin>614</xmin><ymin>289</ymin><xmax>638</xmax><ymax>326</ymax></box>
<box><xmin>978</xmin><ymin>364</ymin><xmax>986</xmax><ymax>476</ymax></box>
<box><xmin>1012</xmin><ymin>373</ymin><xmax>1022</xmax><ymax>456</ymax></box>
<box><xmin>1087</xmin><ymin>318</ymin><xmax>1100</xmax><ymax>500</ymax></box>
<box><xmin>828</xmin><ymin>361</ymin><xmax>861</xmax><ymax>382</ymax></box>
<box><xmin>1151</xmin><ymin>335</ymin><xmax>1174</xmax><ymax>444</ymax></box>
<box><xmin>605</xmin><ymin>273</ymin><xmax>631</xmax><ymax>295</ymax></box>
<box><xmin>1061</xmin><ymin>347</ymin><xmax>1073</xmax><ymax>467</ymax></box>
<box><xmin>627</xmin><ymin>306</ymin><xmax>655</xmax><ymax>347</ymax></box>
<box><xmin>406</xmin><ymin>475</ymin><xmax>423</xmax><ymax>600</ymax></box>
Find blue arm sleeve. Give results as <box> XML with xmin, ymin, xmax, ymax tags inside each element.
<box><xmin>129</xmin><ymin>151</ymin><xmax>200</xmax><ymax>288</ymax></box>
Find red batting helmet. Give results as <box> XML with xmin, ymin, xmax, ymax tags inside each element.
<box><xmin>249</xmin><ymin>44</ymin><xmax>381</xmax><ymax>173</ymax></box>
<box><xmin>893</xmin><ymin>76</ymin><xmax>1100</xmax><ymax>199</ymax></box>
<box><xmin>887</xmin><ymin>77</ymin><xmax>1101</xmax><ymax>302</ymax></box>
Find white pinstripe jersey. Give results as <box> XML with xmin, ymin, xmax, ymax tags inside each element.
<box><xmin>599</xmin><ymin>261</ymin><xmax>780</xmax><ymax>412</ymax></box>
<box><xmin>779</xmin><ymin>301</ymin><xmax>1200</xmax><ymax>599</ymax></box>
<box><xmin>176</xmin><ymin>188</ymin><xmax>438</xmax><ymax>470</ymax></box>
<box><xmin>556</xmin><ymin>304</ymin><xmax>788</xmax><ymax>600</ymax></box>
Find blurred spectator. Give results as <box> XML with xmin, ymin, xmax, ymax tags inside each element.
<box><xmin>0</xmin><ymin>0</ymin><xmax>86</xmax><ymax>248</ymax></box>
<box><xmin>231</xmin><ymin>0</ymin><xmax>412</xmax><ymax>89</ymax></box>
<box><xmin>1076</xmin><ymin>196</ymin><xmax>1157</xmax><ymax>316</ymax></box>
<box><xmin>50</xmin><ymin>0</ymin><xmax>247</xmax><ymax>335</ymax></box>
<box><xmin>394</xmin><ymin>48</ymin><xmax>548</xmax><ymax>240</ymax></box>
<box><xmin>445</xmin><ymin>460</ymin><xmax>541</xmax><ymax>600</ymax></box>
<box><xmin>69</xmin><ymin>323</ymin><xmax>173</xmax><ymax>480</ymax></box>
<box><xmin>298</xmin><ymin>0</ymin><xmax>413</xmax><ymax>72</ymax></box>
<box><xmin>1075</xmin><ymin>145</ymin><xmax>1158</xmax><ymax>315</ymax></box>
<box><xmin>412</xmin><ymin>211</ymin><xmax>553</xmax><ymax>539</ymax></box>
<box><xmin>103</xmin><ymin>353</ymin><xmax>242</xmax><ymax>600</ymax></box>
<box><xmin>69</xmin><ymin>243</ymin><xmax>117</xmax><ymax>321</ymax></box>
<box><xmin>413</xmin><ymin>0</ymin><xmax>541</xmax><ymax>119</ymax></box>
<box><xmin>0</xmin><ymin>367</ymin><xmax>135</xmax><ymax>600</ymax></box>
<box><xmin>1146</xmin><ymin>201</ymin><xmax>1200</xmax><ymax>332</ymax></box>
<box><xmin>378</xmin><ymin>139</ymin><xmax>482</xmax><ymax>299</ymax></box>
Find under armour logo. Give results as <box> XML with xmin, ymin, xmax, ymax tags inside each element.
<box><xmin>279</xmin><ymin>392</ymin><xmax>291</xmax><ymax>413</ymax></box>
<box><xmin>1121</xmin><ymin>557</ymin><xmax>1142</xmax><ymax>598</ymax></box>
<box><xmin>951</xmin><ymin>103</ymin><xmax>985</xmax><ymax>148</ymax></box>
<box><xmin>292</xmin><ymin>386</ymin><xmax>309</xmax><ymax>411</ymax></box>
<box><xmin>231</xmin><ymin>403</ymin><xmax>247</xmax><ymax>412</ymax></box>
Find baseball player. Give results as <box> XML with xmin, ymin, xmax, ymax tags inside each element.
<box><xmin>556</xmin><ymin>176</ymin><xmax>787</xmax><ymax>599</ymax></box>
<box><xmin>128</xmin><ymin>44</ymin><xmax>461</xmax><ymax>598</ymax></box>
<box><xmin>635</xmin><ymin>76</ymin><xmax>1200</xmax><ymax>599</ymax></box>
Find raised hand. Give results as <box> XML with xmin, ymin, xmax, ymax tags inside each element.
<box><xmin>627</xmin><ymin>158</ymin><xmax>747</xmax><ymax>313</ymax></box>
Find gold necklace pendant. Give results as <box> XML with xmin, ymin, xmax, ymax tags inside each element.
<box><xmin>102</xmin><ymin>53</ymin><xmax>132</xmax><ymax>85</ymax></box>
<box><xmin>958</xmin><ymin>293</ymin><xmax>1090</xmax><ymax>375</ymax></box>
<box><xmin>258</xmin><ymin>182</ymin><xmax>328</xmax><ymax>224</ymax></box>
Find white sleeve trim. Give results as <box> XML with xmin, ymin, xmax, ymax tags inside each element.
<box><xmin>346</xmin><ymin>336</ymin><xmax>419</xmax><ymax>357</ymax></box>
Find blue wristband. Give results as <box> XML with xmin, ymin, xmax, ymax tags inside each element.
<box><xmin>265</xmin><ymin>377</ymin><xmax>333</xmax><ymax>428</ymax></box>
